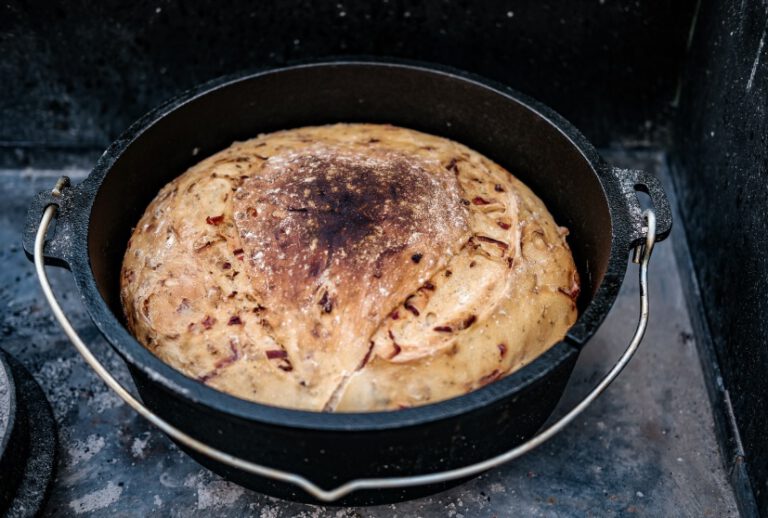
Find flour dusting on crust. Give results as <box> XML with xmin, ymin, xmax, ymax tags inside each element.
<box><xmin>120</xmin><ymin>124</ymin><xmax>579</xmax><ymax>411</ymax></box>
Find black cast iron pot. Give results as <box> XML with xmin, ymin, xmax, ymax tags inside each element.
<box><xmin>23</xmin><ymin>60</ymin><xmax>671</xmax><ymax>505</ymax></box>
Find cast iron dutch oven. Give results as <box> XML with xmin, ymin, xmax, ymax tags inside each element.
<box><xmin>23</xmin><ymin>60</ymin><xmax>671</xmax><ymax>505</ymax></box>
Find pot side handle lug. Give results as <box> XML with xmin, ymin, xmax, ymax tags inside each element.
<box><xmin>23</xmin><ymin>176</ymin><xmax>75</xmax><ymax>270</ymax></box>
<box><xmin>613</xmin><ymin>168</ymin><xmax>672</xmax><ymax>249</ymax></box>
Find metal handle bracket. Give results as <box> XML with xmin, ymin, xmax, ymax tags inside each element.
<box><xmin>33</xmin><ymin>178</ymin><xmax>657</xmax><ymax>501</ymax></box>
<box><xmin>24</xmin><ymin>176</ymin><xmax>75</xmax><ymax>269</ymax></box>
<box><xmin>615</xmin><ymin>168</ymin><xmax>672</xmax><ymax>249</ymax></box>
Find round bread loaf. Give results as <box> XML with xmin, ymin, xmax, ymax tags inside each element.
<box><xmin>120</xmin><ymin>124</ymin><xmax>579</xmax><ymax>412</ymax></box>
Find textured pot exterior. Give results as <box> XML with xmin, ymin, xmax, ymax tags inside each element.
<box><xmin>23</xmin><ymin>60</ymin><xmax>671</xmax><ymax>504</ymax></box>
<box><xmin>0</xmin><ymin>350</ymin><xmax>24</xmax><ymax>513</ymax></box>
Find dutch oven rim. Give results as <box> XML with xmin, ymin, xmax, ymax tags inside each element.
<box><xmin>27</xmin><ymin>58</ymin><xmax>652</xmax><ymax>432</ymax></box>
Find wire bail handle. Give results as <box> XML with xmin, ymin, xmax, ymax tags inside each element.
<box><xmin>33</xmin><ymin>177</ymin><xmax>656</xmax><ymax>502</ymax></box>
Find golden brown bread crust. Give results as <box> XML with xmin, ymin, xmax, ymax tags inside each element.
<box><xmin>120</xmin><ymin>123</ymin><xmax>579</xmax><ymax>411</ymax></box>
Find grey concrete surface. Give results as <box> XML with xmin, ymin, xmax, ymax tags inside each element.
<box><xmin>0</xmin><ymin>151</ymin><xmax>738</xmax><ymax>516</ymax></box>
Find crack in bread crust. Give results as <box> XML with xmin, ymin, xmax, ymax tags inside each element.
<box><xmin>233</xmin><ymin>145</ymin><xmax>470</xmax><ymax>409</ymax></box>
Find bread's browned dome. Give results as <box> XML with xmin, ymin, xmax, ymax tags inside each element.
<box><xmin>120</xmin><ymin>124</ymin><xmax>579</xmax><ymax>411</ymax></box>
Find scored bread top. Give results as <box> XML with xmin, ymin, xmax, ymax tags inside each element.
<box><xmin>120</xmin><ymin>123</ymin><xmax>579</xmax><ymax>411</ymax></box>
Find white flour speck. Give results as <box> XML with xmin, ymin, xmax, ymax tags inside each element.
<box><xmin>130</xmin><ymin>432</ymin><xmax>151</xmax><ymax>458</ymax></box>
<box><xmin>69</xmin><ymin>481</ymin><xmax>123</xmax><ymax>514</ymax></box>
<box><xmin>489</xmin><ymin>482</ymin><xmax>506</xmax><ymax>494</ymax></box>
<box><xmin>88</xmin><ymin>390</ymin><xmax>124</xmax><ymax>413</ymax></box>
<box><xmin>260</xmin><ymin>506</ymin><xmax>279</xmax><ymax>518</ymax></box>
<box><xmin>196</xmin><ymin>479</ymin><xmax>244</xmax><ymax>510</ymax></box>
<box><xmin>68</xmin><ymin>434</ymin><xmax>105</xmax><ymax>466</ymax></box>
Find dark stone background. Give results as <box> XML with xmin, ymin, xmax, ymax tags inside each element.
<box><xmin>0</xmin><ymin>0</ymin><xmax>696</xmax><ymax>166</ymax></box>
<box><xmin>673</xmin><ymin>0</ymin><xmax>768</xmax><ymax>514</ymax></box>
